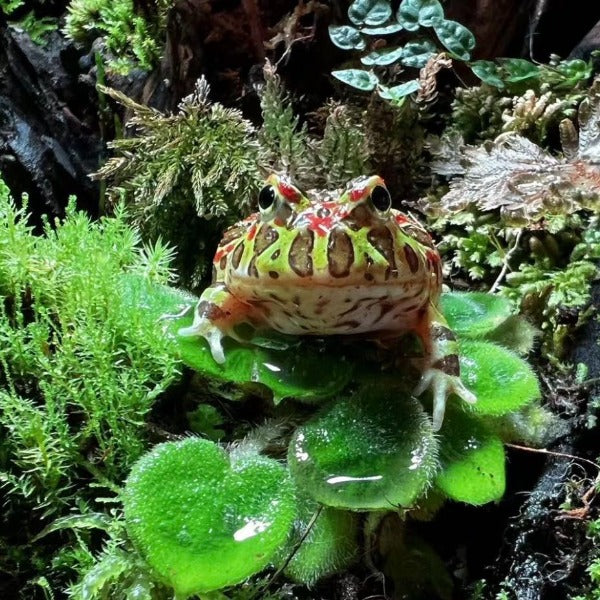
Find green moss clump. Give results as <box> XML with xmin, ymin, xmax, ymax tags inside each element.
<box><xmin>96</xmin><ymin>79</ymin><xmax>262</xmax><ymax>289</ymax></box>
<box><xmin>0</xmin><ymin>178</ymin><xmax>180</xmax><ymax>592</ymax></box>
<box><xmin>64</xmin><ymin>0</ymin><xmax>171</xmax><ymax>73</ymax></box>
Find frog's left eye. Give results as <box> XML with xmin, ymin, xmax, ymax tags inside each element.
<box><xmin>371</xmin><ymin>185</ymin><xmax>391</xmax><ymax>213</ymax></box>
<box><xmin>258</xmin><ymin>185</ymin><xmax>277</xmax><ymax>211</ymax></box>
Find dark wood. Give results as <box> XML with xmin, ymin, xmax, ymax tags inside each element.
<box><xmin>0</xmin><ymin>18</ymin><xmax>102</xmax><ymax>221</ymax></box>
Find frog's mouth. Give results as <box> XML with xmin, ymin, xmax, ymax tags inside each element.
<box><xmin>232</xmin><ymin>281</ymin><xmax>430</xmax><ymax>338</ymax></box>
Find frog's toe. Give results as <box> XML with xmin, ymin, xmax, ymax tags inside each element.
<box><xmin>415</xmin><ymin>370</ymin><xmax>477</xmax><ymax>432</ymax></box>
<box><xmin>178</xmin><ymin>320</ymin><xmax>226</xmax><ymax>364</ymax></box>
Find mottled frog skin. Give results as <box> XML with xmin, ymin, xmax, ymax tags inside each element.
<box><xmin>180</xmin><ymin>174</ymin><xmax>476</xmax><ymax>429</ymax></box>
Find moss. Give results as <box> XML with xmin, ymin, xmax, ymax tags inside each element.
<box><xmin>96</xmin><ymin>79</ymin><xmax>262</xmax><ymax>289</ymax></box>
<box><xmin>64</xmin><ymin>0</ymin><xmax>171</xmax><ymax>73</ymax></box>
<box><xmin>0</xmin><ymin>178</ymin><xmax>180</xmax><ymax>592</ymax></box>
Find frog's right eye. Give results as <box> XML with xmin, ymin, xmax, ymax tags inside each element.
<box><xmin>258</xmin><ymin>185</ymin><xmax>277</xmax><ymax>211</ymax></box>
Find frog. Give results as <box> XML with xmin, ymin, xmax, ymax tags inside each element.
<box><xmin>179</xmin><ymin>174</ymin><xmax>476</xmax><ymax>430</ymax></box>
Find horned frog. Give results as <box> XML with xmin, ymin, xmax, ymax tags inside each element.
<box><xmin>180</xmin><ymin>174</ymin><xmax>476</xmax><ymax>429</ymax></box>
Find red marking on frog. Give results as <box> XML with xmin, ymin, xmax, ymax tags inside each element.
<box><xmin>213</xmin><ymin>244</ymin><xmax>235</xmax><ymax>264</ymax></box>
<box><xmin>247</xmin><ymin>224</ymin><xmax>258</xmax><ymax>241</ymax></box>
<box><xmin>395</xmin><ymin>214</ymin><xmax>409</xmax><ymax>225</ymax></box>
<box><xmin>426</xmin><ymin>249</ymin><xmax>439</xmax><ymax>264</ymax></box>
<box><xmin>350</xmin><ymin>187</ymin><xmax>367</xmax><ymax>202</ymax></box>
<box><xmin>305</xmin><ymin>210</ymin><xmax>335</xmax><ymax>237</ymax></box>
<box><xmin>278</xmin><ymin>180</ymin><xmax>301</xmax><ymax>203</ymax></box>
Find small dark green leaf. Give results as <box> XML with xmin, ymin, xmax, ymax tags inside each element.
<box><xmin>400</xmin><ymin>39</ymin><xmax>438</xmax><ymax>68</ymax></box>
<box><xmin>551</xmin><ymin>59</ymin><xmax>593</xmax><ymax>89</ymax></box>
<box><xmin>499</xmin><ymin>58</ymin><xmax>539</xmax><ymax>83</ymax></box>
<box><xmin>378</xmin><ymin>79</ymin><xmax>420</xmax><ymax>103</ymax></box>
<box><xmin>362</xmin><ymin>23</ymin><xmax>404</xmax><ymax>35</ymax></box>
<box><xmin>328</xmin><ymin>25</ymin><xmax>366</xmax><ymax>50</ymax></box>
<box><xmin>397</xmin><ymin>0</ymin><xmax>444</xmax><ymax>31</ymax></box>
<box><xmin>332</xmin><ymin>69</ymin><xmax>379</xmax><ymax>90</ymax></box>
<box><xmin>434</xmin><ymin>19</ymin><xmax>475</xmax><ymax>60</ymax></box>
<box><xmin>361</xmin><ymin>46</ymin><xmax>404</xmax><ymax>66</ymax></box>
<box><xmin>470</xmin><ymin>60</ymin><xmax>505</xmax><ymax>88</ymax></box>
<box><xmin>349</xmin><ymin>0</ymin><xmax>392</xmax><ymax>26</ymax></box>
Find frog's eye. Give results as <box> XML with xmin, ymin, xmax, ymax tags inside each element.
<box><xmin>370</xmin><ymin>185</ymin><xmax>391</xmax><ymax>213</ymax></box>
<box><xmin>258</xmin><ymin>185</ymin><xmax>277</xmax><ymax>211</ymax></box>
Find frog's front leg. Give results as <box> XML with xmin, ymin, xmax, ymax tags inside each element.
<box><xmin>413</xmin><ymin>304</ymin><xmax>477</xmax><ymax>431</ymax></box>
<box><xmin>178</xmin><ymin>283</ymin><xmax>251</xmax><ymax>364</ymax></box>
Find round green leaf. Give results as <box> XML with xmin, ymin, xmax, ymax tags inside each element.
<box><xmin>484</xmin><ymin>315</ymin><xmax>537</xmax><ymax>355</ymax></box>
<box><xmin>348</xmin><ymin>0</ymin><xmax>392</xmax><ymax>26</ymax></box>
<box><xmin>499</xmin><ymin>58</ymin><xmax>539</xmax><ymax>83</ymax></box>
<box><xmin>124</xmin><ymin>438</ymin><xmax>296</xmax><ymax>596</ymax></box>
<box><xmin>459</xmin><ymin>340</ymin><xmax>541</xmax><ymax>415</ymax></box>
<box><xmin>288</xmin><ymin>389</ymin><xmax>438</xmax><ymax>510</ymax></box>
<box><xmin>470</xmin><ymin>60</ymin><xmax>505</xmax><ymax>88</ymax></box>
<box><xmin>332</xmin><ymin>69</ymin><xmax>379</xmax><ymax>91</ymax></box>
<box><xmin>400</xmin><ymin>39</ymin><xmax>438</xmax><ymax>68</ymax></box>
<box><xmin>328</xmin><ymin>25</ymin><xmax>366</xmax><ymax>50</ymax></box>
<box><xmin>434</xmin><ymin>19</ymin><xmax>475</xmax><ymax>60</ymax></box>
<box><xmin>378</xmin><ymin>79</ymin><xmax>421</xmax><ymax>102</ymax></box>
<box><xmin>173</xmin><ymin>312</ymin><xmax>352</xmax><ymax>403</ymax></box>
<box><xmin>282</xmin><ymin>499</ymin><xmax>359</xmax><ymax>585</ymax></box>
<box><xmin>397</xmin><ymin>0</ymin><xmax>444</xmax><ymax>31</ymax></box>
<box><xmin>119</xmin><ymin>273</ymin><xmax>198</xmax><ymax>322</ymax></box>
<box><xmin>124</xmin><ymin>276</ymin><xmax>352</xmax><ymax>402</ymax></box>
<box><xmin>361</xmin><ymin>46</ymin><xmax>404</xmax><ymax>66</ymax></box>
<box><xmin>362</xmin><ymin>23</ymin><xmax>404</xmax><ymax>35</ymax></box>
<box><xmin>436</xmin><ymin>406</ymin><xmax>505</xmax><ymax>505</ymax></box>
<box><xmin>440</xmin><ymin>292</ymin><xmax>514</xmax><ymax>338</ymax></box>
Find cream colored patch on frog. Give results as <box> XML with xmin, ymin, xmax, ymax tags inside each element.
<box><xmin>230</xmin><ymin>280</ymin><xmax>431</xmax><ymax>336</ymax></box>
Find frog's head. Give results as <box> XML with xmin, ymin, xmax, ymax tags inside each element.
<box><xmin>216</xmin><ymin>174</ymin><xmax>436</xmax><ymax>292</ymax></box>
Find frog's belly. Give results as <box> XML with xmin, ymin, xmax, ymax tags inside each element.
<box><xmin>232</xmin><ymin>281</ymin><xmax>431</xmax><ymax>336</ymax></box>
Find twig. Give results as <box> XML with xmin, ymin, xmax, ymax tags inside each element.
<box><xmin>248</xmin><ymin>506</ymin><xmax>323</xmax><ymax>600</ymax></box>
<box><xmin>489</xmin><ymin>229</ymin><xmax>523</xmax><ymax>293</ymax></box>
<box><xmin>505</xmin><ymin>443</ymin><xmax>600</xmax><ymax>471</ymax></box>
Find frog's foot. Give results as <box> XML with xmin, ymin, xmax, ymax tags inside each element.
<box><xmin>414</xmin><ymin>369</ymin><xmax>477</xmax><ymax>432</ymax></box>
<box><xmin>179</xmin><ymin>317</ymin><xmax>228</xmax><ymax>364</ymax></box>
<box><xmin>177</xmin><ymin>284</ymin><xmax>249</xmax><ymax>364</ymax></box>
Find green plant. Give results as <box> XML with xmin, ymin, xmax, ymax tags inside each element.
<box><xmin>95</xmin><ymin>78</ymin><xmax>262</xmax><ymax>289</ymax></box>
<box><xmin>123</xmin><ymin>437</ymin><xmax>296</xmax><ymax>597</ymax></box>
<box><xmin>329</xmin><ymin>0</ymin><xmax>475</xmax><ymax>103</ymax></box>
<box><xmin>1</xmin><ymin>0</ymin><xmax>24</xmax><ymax>15</ymax></box>
<box><xmin>452</xmin><ymin>56</ymin><xmax>592</xmax><ymax>144</ymax></box>
<box><xmin>64</xmin><ymin>0</ymin><xmax>171</xmax><ymax>74</ymax></box>
<box><xmin>115</xmin><ymin>280</ymin><xmax>543</xmax><ymax>597</ymax></box>
<box><xmin>259</xmin><ymin>62</ymin><xmax>371</xmax><ymax>190</ymax></box>
<box><xmin>427</xmin><ymin>77</ymin><xmax>600</xmax><ymax>359</ymax></box>
<box><xmin>11</xmin><ymin>11</ymin><xmax>58</xmax><ymax>44</ymax></box>
<box><xmin>0</xmin><ymin>178</ymin><xmax>180</xmax><ymax>594</ymax></box>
